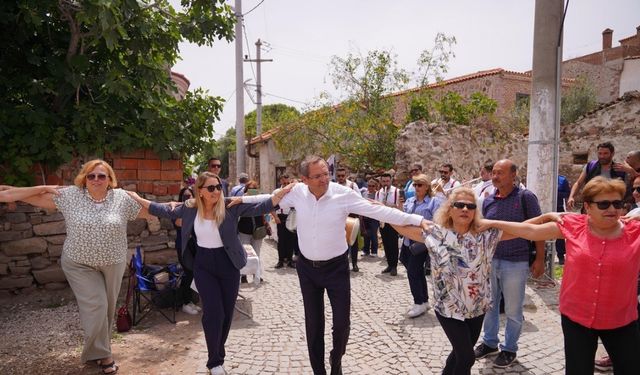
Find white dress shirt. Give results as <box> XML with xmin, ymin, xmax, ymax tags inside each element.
<box><xmin>245</xmin><ymin>183</ymin><xmax>423</xmax><ymax>261</ymax></box>
<box><xmin>375</xmin><ymin>185</ymin><xmax>399</xmax><ymax>207</ymax></box>
<box><xmin>431</xmin><ymin>178</ymin><xmax>461</xmax><ymax>198</ymax></box>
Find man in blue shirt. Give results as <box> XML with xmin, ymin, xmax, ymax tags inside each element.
<box><xmin>474</xmin><ymin>159</ymin><xmax>545</xmax><ymax>368</ymax></box>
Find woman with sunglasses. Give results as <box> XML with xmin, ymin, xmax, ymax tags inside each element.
<box><xmin>478</xmin><ymin>176</ymin><xmax>640</xmax><ymax>375</ymax></box>
<box><xmin>127</xmin><ymin>172</ymin><xmax>292</xmax><ymax>375</ymax></box>
<box><xmin>2</xmin><ymin>159</ymin><xmax>142</xmax><ymax>375</ymax></box>
<box><xmin>399</xmin><ymin>173</ymin><xmax>442</xmax><ymax>318</ymax></box>
<box><xmin>393</xmin><ymin>187</ymin><xmax>506</xmax><ymax>375</ymax></box>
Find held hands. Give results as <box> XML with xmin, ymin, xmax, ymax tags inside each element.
<box><xmin>420</xmin><ymin>219</ymin><xmax>434</xmax><ymax>234</ymax></box>
<box><xmin>41</xmin><ymin>185</ymin><xmax>61</xmax><ymax>196</ymax></box>
<box><xmin>227</xmin><ymin>196</ymin><xmax>243</xmax><ymax>207</ymax></box>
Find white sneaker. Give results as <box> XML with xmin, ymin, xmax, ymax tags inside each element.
<box><xmin>210</xmin><ymin>365</ymin><xmax>226</xmax><ymax>375</ymax></box>
<box><xmin>407</xmin><ymin>302</ymin><xmax>430</xmax><ymax>318</ymax></box>
<box><xmin>191</xmin><ymin>302</ymin><xmax>202</xmax><ymax>312</ymax></box>
<box><xmin>182</xmin><ymin>303</ymin><xmax>199</xmax><ymax>315</ymax></box>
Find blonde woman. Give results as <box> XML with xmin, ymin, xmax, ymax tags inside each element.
<box><xmin>394</xmin><ymin>187</ymin><xmax>506</xmax><ymax>375</ymax></box>
<box><xmin>399</xmin><ymin>173</ymin><xmax>443</xmax><ymax>318</ymax></box>
<box><xmin>127</xmin><ymin>172</ymin><xmax>292</xmax><ymax>375</ymax></box>
<box><xmin>3</xmin><ymin>159</ymin><xmax>143</xmax><ymax>375</ymax></box>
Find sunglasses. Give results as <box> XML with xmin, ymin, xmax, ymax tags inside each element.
<box><xmin>439</xmin><ymin>170</ymin><xmax>450</xmax><ymax>174</ymax></box>
<box><xmin>87</xmin><ymin>173</ymin><xmax>108</xmax><ymax>181</ymax></box>
<box><xmin>452</xmin><ymin>202</ymin><xmax>477</xmax><ymax>210</ymax></box>
<box><xmin>209</xmin><ymin>164</ymin><xmax>222</xmax><ymax>169</ymax></box>
<box><xmin>410</xmin><ymin>169</ymin><xmax>419</xmax><ymax>172</ymax></box>
<box><xmin>587</xmin><ymin>200</ymin><xmax>624</xmax><ymax>210</ymax></box>
<box><xmin>201</xmin><ymin>184</ymin><xmax>223</xmax><ymax>192</ymax></box>
<box><xmin>634</xmin><ymin>187</ymin><xmax>640</xmax><ymax>194</ymax></box>
<box><xmin>337</xmin><ymin>175</ymin><xmax>346</xmax><ymax>178</ymax></box>
<box><xmin>413</xmin><ymin>183</ymin><xmax>425</xmax><ymax>187</ymax></box>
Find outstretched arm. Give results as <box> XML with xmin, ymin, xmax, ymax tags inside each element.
<box><xmin>391</xmin><ymin>219</ymin><xmax>434</xmax><ymax>243</ymax></box>
<box><xmin>2</xmin><ymin>186</ymin><xmax>59</xmax><ymax>209</ymax></box>
<box><xmin>480</xmin><ymin>219</ymin><xmax>563</xmax><ymax>241</ymax></box>
<box><xmin>567</xmin><ymin>170</ymin><xmax>586</xmax><ymax>210</ymax></box>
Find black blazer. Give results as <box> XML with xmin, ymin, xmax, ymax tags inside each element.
<box><xmin>149</xmin><ymin>198</ymin><xmax>274</xmax><ymax>270</ymax></box>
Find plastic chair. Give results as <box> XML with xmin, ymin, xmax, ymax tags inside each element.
<box><xmin>132</xmin><ymin>246</ymin><xmax>183</xmax><ymax>325</ymax></box>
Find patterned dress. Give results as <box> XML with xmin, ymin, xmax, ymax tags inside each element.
<box><xmin>423</xmin><ymin>225</ymin><xmax>502</xmax><ymax>321</ymax></box>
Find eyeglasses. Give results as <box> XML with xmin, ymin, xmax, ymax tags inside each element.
<box><xmin>209</xmin><ymin>164</ymin><xmax>222</xmax><ymax>169</ymax></box>
<box><xmin>87</xmin><ymin>173</ymin><xmax>108</xmax><ymax>181</ymax></box>
<box><xmin>634</xmin><ymin>187</ymin><xmax>640</xmax><ymax>194</ymax></box>
<box><xmin>308</xmin><ymin>172</ymin><xmax>330</xmax><ymax>180</ymax></box>
<box><xmin>439</xmin><ymin>170</ymin><xmax>450</xmax><ymax>174</ymax></box>
<box><xmin>452</xmin><ymin>202</ymin><xmax>477</xmax><ymax>210</ymax></box>
<box><xmin>587</xmin><ymin>200</ymin><xmax>624</xmax><ymax>210</ymax></box>
<box><xmin>201</xmin><ymin>184</ymin><xmax>223</xmax><ymax>193</ymax></box>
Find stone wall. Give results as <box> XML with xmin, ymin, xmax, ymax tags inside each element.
<box><xmin>395</xmin><ymin>91</ymin><xmax>640</xmax><ymax>192</ymax></box>
<box><xmin>0</xmin><ymin>150</ymin><xmax>185</xmax><ymax>296</ymax></box>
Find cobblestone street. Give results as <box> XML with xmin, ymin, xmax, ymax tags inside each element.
<box><xmin>148</xmin><ymin>239</ymin><xmax>566</xmax><ymax>374</ymax></box>
<box><xmin>1</xmin><ymin>238</ymin><xmax>591</xmax><ymax>374</ymax></box>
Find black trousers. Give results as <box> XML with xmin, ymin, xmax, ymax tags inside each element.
<box><xmin>380</xmin><ymin>224</ymin><xmax>399</xmax><ymax>269</ymax></box>
<box><xmin>561</xmin><ymin>314</ymin><xmax>640</xmax><ymax>375</ymax></box>
<box><xmin>193</xmin><ymin>247</ymin><xmax>240</xmax><ymax>369</ymax></box>
<box><xmin>436</xmin><ymin>312</ymin><xmax>485</xmax><ymax>375</ymax></box>
<box><xmin>399</xmin><ymin>245</ymin><xmax>429</xmax><ymax>304</ymax></box>
<box><xmin>276</xmin><ymin>214</ymin><xmax>296</xmax><ymax>262</ymax></box>
<box><xmin>297</xmin><ymin>252</ymin><xmax>350</xmax><ymax>375</ymax></box>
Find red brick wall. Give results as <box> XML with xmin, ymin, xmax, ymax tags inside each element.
<box><xmin>32</xmin><ymin>150</ymin><xmax>184</xmax><ymax>196</ymax></box>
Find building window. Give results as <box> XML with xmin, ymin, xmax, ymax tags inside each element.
<box><xmin>515</xmin><ymin>93</ymin><xmax>530</xmax><ymax>108</ymax></box>
<box><xmin>573</xmin><ymin>152</ymin><xmax>588</xmax><ymax>164</ymax></box>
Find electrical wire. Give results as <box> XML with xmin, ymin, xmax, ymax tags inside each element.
<box><xmin>263</xmin><ymin>92</ymin><xmax>309</xmax><ymax>105</ymax></box>
<box><xmin>243</xmin><ymin>0</ymin><xmax>266</xmax><ymax>17</ymax></box>
<box><xmin>242</xmin><ymin>20</ymin><xmax>257</xmax><ymax>81</ymax></box>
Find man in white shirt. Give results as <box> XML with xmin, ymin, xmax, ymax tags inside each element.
<box><xmin>271</xmin><ymin>173</ymin><xmax>298</xmax><ymax>269</ymax></box>
<box><xmin>375</xmin><ymin>173</ymin><xmax>402</xmax><ymax>276</ymax></box>
<box><xmin>266</xmin><ymin>156</ymin><xmax>425</xmax><ymax>375</ymax></box>
<box><xmin>431</xmin><ymin>163</ymin><xmax>461</xmax><ymax>199</ymax></box>
<box><xmin>473</xmin><ymin>161</ymin><xmax>495</xmax><ymax>206</ymax></box>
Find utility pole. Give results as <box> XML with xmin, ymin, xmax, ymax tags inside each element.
<box><xmin>528</xmin><ymin>0</ymin><xmax>565</xmax><ymax>280</ymax></box>
<box><xmin>245</xmin><ymin>39</ymin><xmax>273</xmax><ymax>136</ymax></box>
<box><xmin>234</xmin><ymin>0</ymin><xmax>245</xmax><ymax>174</ymax></box>
<box><xmin>527</xmin><ymin>0</ymin><xmax>564</xmax><ymax>213</ymax></box>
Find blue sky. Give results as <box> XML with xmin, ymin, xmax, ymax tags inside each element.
<box><xmin>170</xmin><ymin>0</ymin><xmax>640</xmax><ymax>138</ymax></box>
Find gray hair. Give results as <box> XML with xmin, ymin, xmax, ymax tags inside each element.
<box><xmin>299</xmin><ymin>155</ymin><xmax>327</xmax><ymax>177</ymax></box>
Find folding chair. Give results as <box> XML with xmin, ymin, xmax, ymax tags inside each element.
<box><xmin>131</xmin><ymin>246</ymin><xmax>183</xmax><ymax>325</ymax></box>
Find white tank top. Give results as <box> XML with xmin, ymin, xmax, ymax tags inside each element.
<box><xmin>194</xmin><ymin>217</ymin><xmax>224</xmax><ymax>248</ymax></box>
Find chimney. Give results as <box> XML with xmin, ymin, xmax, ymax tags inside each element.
<box><xmin>602</xmin><ymin>28</ymin><xmax>613</xmax><ymax>49</ymax></box>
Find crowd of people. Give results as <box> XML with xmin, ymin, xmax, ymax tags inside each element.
<box><xmin>1</xmin><ymin>141</ymin><xmax>639</xmax><ymax>375</ymax></box>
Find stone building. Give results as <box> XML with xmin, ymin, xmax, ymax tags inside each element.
<box><xmin>0</xmin><ymin>71</ymin><xmax>190</xmax><ymax>295</ymax></box>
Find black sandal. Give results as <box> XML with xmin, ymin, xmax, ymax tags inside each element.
<box><xmin>100</xmin><ymin>361</ymin><xmax>118</xmax><ymax>374</ymax></box>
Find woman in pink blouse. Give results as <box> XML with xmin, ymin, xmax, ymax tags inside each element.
<box><xmin>480</xmin><ymin>177</ymin><xmax>640</xmax><ymax>375</ymax></box>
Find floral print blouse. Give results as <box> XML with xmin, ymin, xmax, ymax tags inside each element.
<box><xmin>423</xmin><ymin>224</ymin><xmax>502</xmax><ymax>320</ymax></box>
<box><xmin>53</xmin><ymin>186</ymin><xmax>141</xmax><ymax>267</ymax></box>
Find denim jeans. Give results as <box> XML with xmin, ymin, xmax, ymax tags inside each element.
<box><xmin>481</xmin><ymin>259</ymin><xmax>529</xmax><ymax>353</ymax></box>
<box><xmin>362</xmin><ymin>219</ymin><xmax>379</xmax><ymax>255</ymax></box>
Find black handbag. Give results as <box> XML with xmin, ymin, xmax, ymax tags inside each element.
<box><xmin>409</xmin><ymin>242</ymin><xmax>428</xmax><ymax>255</ymax></box>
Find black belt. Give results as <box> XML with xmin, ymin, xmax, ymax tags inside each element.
<box><xmin>300</xmin><ymin>251</ymin><xmax>348</xmax><ymax>268</ymax></box>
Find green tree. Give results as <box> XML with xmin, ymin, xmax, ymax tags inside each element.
<box><xmin>0</xmin><ymin>0</ymin><xmax>235</xmax><ymax>184</ymax></box>
<box><xmin>244</xmin><ymin>103</ymin><xmax>300</xmax><ymax>139</ymax></box>
<box><xmin>274</xmin><ymin>49</ymin><xmax>408</xmax><ymax>171</ymax></box>
<box><xmin>561</xmin><ymin>76</ymin><xmax>597</xmax><ymax>125</ymax></box>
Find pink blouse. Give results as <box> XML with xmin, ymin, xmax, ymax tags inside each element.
<box><xmin>557</xmin><ymin>214</ymin><xmax>640</xmax><ymax>329</ymax></box>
